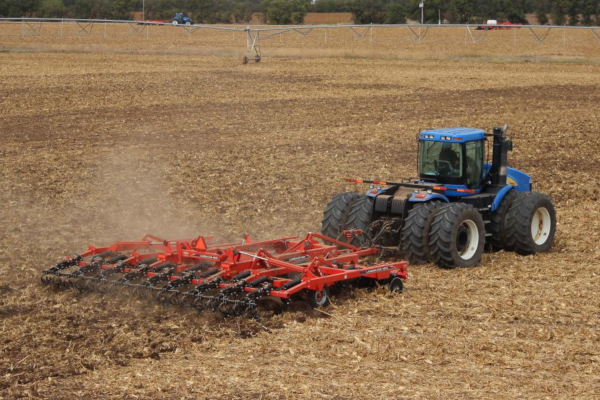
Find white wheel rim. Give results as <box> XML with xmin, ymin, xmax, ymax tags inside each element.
<box><xmin>531</xmin><ymin>207</ymin><xmax>551</xmax><ymax>245</ymax></box>
<box><xmin>458</xmin><ymin>219</ymin><xmax>479</xmax><ymax>260</ymax></box>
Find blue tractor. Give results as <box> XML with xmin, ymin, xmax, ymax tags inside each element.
<box><xmin>172</xmin><ymin>13</ymin><xmax>193</xmax><ymax>25</ymax></box>
<box><xmin>321</xmin><ymin>125</ymin><xmax>556</xmax><ymax>268</ymax></box>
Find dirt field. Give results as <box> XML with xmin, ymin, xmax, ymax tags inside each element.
<box><xmin>1</xmin><ymin>24</ymin><xmax>599</xmax><ymax>399</ymax></box>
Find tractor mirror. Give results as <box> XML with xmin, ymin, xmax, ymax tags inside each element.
<box><xmin>502</xmin><ymin>123</ymin><xmax>509</xmax><ymax>135</ymax></box>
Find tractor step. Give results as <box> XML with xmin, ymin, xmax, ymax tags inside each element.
<box><xmin>41</xmin><ymin>232</ymin><xmax>408</xmax><ymax>318</ymax></box>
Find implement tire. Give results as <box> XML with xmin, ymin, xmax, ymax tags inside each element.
<box><xmin>345</xmin><ymin>196</ymin><xmax>374</xmax><ymax>246</ymax></box>
<box><xmin>429</xmin><ymin>203</ymin><xmax>485</xmax><ymax>269</ymax></box>
<box><xmin>505</xmin><ymin>192</ymin><xmax>556</xmax><ymax>255</ymax></box>
<box><xmin>488</xmin><ymin>189</ymin><xmax>518</xmax><ymax>251</ymax></box>
<box><xmin>400</xmin><ymin>201</ymin><xmax>444</xmax><ymax>265</ymax></box>
<box><xmin>321</xmin><ymin>192</ymin><xmax>361</xmax><ymax>239</ymax></box>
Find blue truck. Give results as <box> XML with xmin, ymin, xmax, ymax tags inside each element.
<box><xmin>322</xmin><ymin>125</ymin><xmax>556</xmax><ymax>268</ymax></box>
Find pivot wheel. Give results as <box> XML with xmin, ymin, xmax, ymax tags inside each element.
<box><xmin>400</xmin><ymin>201</ymin><xmax>443</xmax><ymax>264</ymax></box>
<box><xmin>321</xmin><ymin>192</ymin><xmax>361</xmax><ymax>240</ymax></box>
<box><xmin>308</xmin><ymin>286</ymin><xmax>330</xmax><ymax>308</ymax></box>
<box><xmin>505</xmin><ymin>192</ymin><xmax>556</xmax><ymax>255</ymax></box>
<box><xmin>429</xmin><ymin>203</ymin><xmax>485</xmax><ymax>268</ymax></box>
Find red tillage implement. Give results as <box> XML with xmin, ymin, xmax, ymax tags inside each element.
<box><xmin>42</xmin><ymin>232</ymin><xmax>407</xmax><ymax>317</ymax></box>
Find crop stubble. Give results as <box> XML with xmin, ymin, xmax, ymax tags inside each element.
<box><xmin>0</xmin><ymin>26</ymin><xmax>599</xmax><ymax>399</ymax></box>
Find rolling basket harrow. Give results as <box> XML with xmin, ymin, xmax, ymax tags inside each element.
<box><xmin>41</xmin><ymin>232</ymin><xmax>407</xmax><ymax>318</ymax></box>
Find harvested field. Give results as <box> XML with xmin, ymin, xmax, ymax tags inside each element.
<box><xmin>1</xmin><ymin>23</ymin><xmax>600</xmax><ymax>399</ymax></box>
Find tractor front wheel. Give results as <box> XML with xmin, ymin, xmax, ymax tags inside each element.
<box><xmin>505</xmin><ymin>192</ymin><xmax>556</xmax><ymax>255</ymax></box>
<box><xmin>429</xmin><ymin>203</ymin><xmax>485</xmax><ymax>269</ymax></box>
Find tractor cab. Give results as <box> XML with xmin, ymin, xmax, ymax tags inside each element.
<box><xmin>418</xmin><ymin>128</ymin><xmax>486</xmax><ymax>190</ymax></box>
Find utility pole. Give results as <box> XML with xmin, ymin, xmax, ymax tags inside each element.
<box><xmin>420</xmin><ymin>1</ymin><xmax>424</xmax><ymax>25</ymax></box>
<box><xmin>439</xmin><ymin>9</ymin><xmax>441</xmax><ymax>24</ymax></box>
<box><xmin>143</xmin><ymin>0</ymin><xmax>145</xmax><ymax>21</ymax></box>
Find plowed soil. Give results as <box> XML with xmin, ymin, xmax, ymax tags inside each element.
<box><xmin>1</xmin><ymin>24</ymin><xmax>599</xmax><ymax>399</ymax></box>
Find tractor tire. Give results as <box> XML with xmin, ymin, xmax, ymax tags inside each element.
<box><xmin>400</xmin><ymin>201</ymin><xmax>444</xmax><ymax>265</ymax></box>
<box><xmin>321</xmin><ymin>192</ymin><xmax>361</xmax><ymax>240</ymax></box>
<box><xmin>429</xmin><ymin>203</ymin><xmax>486</xmax><ymax>269</ymax></box>
<box><xmin>504</xmin><ymin>192</ymin><xmax>556</xmax><ymax>255</ymax></box>
<box><xmin>488</xmin><ymin>189</ymin><xmax>518</xmax><ymax>251</ymax></box>
<box><xmin>344</xmin><ymin>196</ymin><xmax>374</xmax><ymax>246</ymax></box>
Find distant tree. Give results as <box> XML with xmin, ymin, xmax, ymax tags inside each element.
<box><xmin>38</xmin><ymin>0</ymin><xmax>66</xmax><ymax>17</ymax></box>
<box><xmin>291</xmin><ymin>0</ymin><xmax>309</xmax><ymax>23</ymax></box>
<box><xmin>451</xmin><ymin>0</ymin><xmax>475</xmax><ymax>23</ymax></box>
<box><xmin>232</xmin><ymin>0</ymin><xmax>255</xmax><ymax>22</ymax></box>
<box><xmin>581</xmin><ymin>0</ymin><xmax>596</xmax><ymax>25</ymax></box>
<box><xmin>262</xmin><ymin>0</ymin><xmax>292</xmax><ymax>23</ymax></box>
<box><xmin>565</xmin><ymin>0</ymin><xmax>579</xmax><ymax>25</ymax></box>
<box><xmin>311</xmin><ymin>0</ymin><xmax>351</xmax><ymax>12</ymax></box>
<box><xmin>385</xmin><ymin>1</ymin><xmax>407</xmax><ymax>23</ymax></box>
<box><xmin>536</xmin><ymin>9</ymin><xmax>548</xmax><ymax>23</ymax></box>
<box><xmin>407</xmin><ymin>0</ymin><xmax>447</xmax><ymax>24</ymax></box>
<box><xmin>64</xmin><ymin>0</ymin><xmax>92</xmax><ymax>18</ymax></box>
<box><xmin>533</xmin><ymin>0</ymin><xmax>549</xmax><ymax>24</ymax></box>
<box><xmin>350</xmin><ymin>0</ymin><xmax>386</xmax><ymax>24</ymax></box>
<box><xmin>111</xmin><ymin>0</ymin><xmax>137</xmax><ymax>19</ymax></box>
<box><xmin>551</xmin><ymin>0</ymin><xmax>569</xmax><ymax>24</ymax></box>
<box><xmin>0</xmin><ymin>0</ymin><xmax>41</xmax><ymax>17</ymax></box>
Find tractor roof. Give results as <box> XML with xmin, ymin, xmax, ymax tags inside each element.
<box><xmin>420</xmin><ymin>128</ymin><xmax>485</xmax><ymax>143</ymax></box>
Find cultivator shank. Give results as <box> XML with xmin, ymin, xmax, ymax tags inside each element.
<box><xmin>42</xmin><ymin>232</ymin><xmax>407</xmax><ymax>317</ymax></box>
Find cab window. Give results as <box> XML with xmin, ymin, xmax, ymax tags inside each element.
<box><xmin>419</xmin><ymin>141</ymin><xmax>463</xmax><ymax>182</ymax></box>
<box><xmin>465</xmin><ymin>140</ymin><xmax>484</xmax><ymax>189</ymax></box>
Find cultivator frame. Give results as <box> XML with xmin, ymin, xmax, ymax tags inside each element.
<box><xmin>42</xmin><ymin>232</ymin><xmax>407</xmax><ymax>317</ymax></box>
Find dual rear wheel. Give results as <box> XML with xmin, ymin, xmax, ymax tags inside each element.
<box><xmin>401</xmin><ymin>202</ymin><xmax>485</xmax><ymax>268</ymax></box>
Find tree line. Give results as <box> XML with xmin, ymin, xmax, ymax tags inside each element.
<box><xmin>0</xmin><ymin>0</ymin><xmax>598</xmax><ymax>25</ymax></box>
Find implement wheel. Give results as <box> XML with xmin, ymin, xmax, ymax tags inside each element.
<box><xmin>400</xmin><ymin>201</ymin><xmax>443</xmax><ymax>264</ymax></box>
<box><xmin>389</xmin><ymin>277</ymin><xmax>404</xmax><ymax>293</ymax></box>
<box><xmin>488</xmin><ymin>189</ymin><xmax>517</xmax><ymax>251</ymax></box>
<box><xmin>505</xmin><ymin>192</ymin><xmax>556</xmax><ymax>255</ymax></box>
<box><xmin>429</xmin><ymin>203</ymin><xmax>485</xmax><ymax>269</ymax></box>
<box><xmin>345</xmin><ymin>196</ymin><xmax>374</xmax><ymax>246</ymax></box>
<box><xmin>41</xmin><ymin>274</ymin><xmax>53</xmax><ymax>286</ymax></box>
<box><xmin>321</xmin><ymin>192</ymin><xmax>361</xmax><ymax>240</ymax></box>
<box><xmin>308</xmin><ymin>286</ymin><xmax>330</xmax><ymax>308</ymax></box>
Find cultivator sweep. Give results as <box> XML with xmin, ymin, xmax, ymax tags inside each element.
<box><xmin>42</xmin><ymin>232</ymin><xmax>407</xmax><ymax>318</ymax></box>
